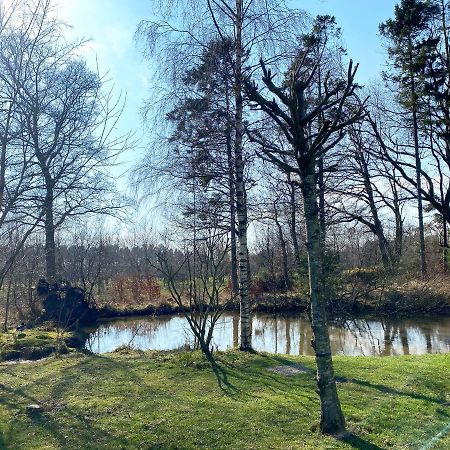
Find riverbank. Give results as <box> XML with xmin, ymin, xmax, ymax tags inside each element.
<box><xmin>96</xmin><ymin>283</ymin><xmax>450</xmax><ymax>320</ymax></box>
<box><xmin>0</xmin><ymin>351</ymin><xmax>448</xmax><ymax>449</ymax></box>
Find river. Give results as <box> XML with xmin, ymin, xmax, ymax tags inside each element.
<box><xmin>84</xmin><ymin>312</ymin><xmax>450</xmax><ymax>356</ymax></box>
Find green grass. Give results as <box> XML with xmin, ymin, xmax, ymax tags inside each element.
<box><xmin>0</xmin><ymin>328</ymin><xmax>78</xmax><ymax>361</ymax></box>
<box><xmin>0</xmin><ymin>350</ymin><xmax>449</xmax><ymax>449</ymax></box>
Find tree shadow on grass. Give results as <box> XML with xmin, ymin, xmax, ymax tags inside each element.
<box><xmin>340</xmin><ymin>377</ymin><xmax>447</xmax><ymax>406</ymax></box>
<box><xmin>210</xmin><ymin>353</ymin><xmax>418</xmax><ymax>450</ymax></box>
<box><xmin>267</xmin><ymin>353</ymin><xmax>448</xmax><ymax>406</ymax></box>
<box><xmin>208</xmin><ymin>352</ymin><xmax>318</xmax><ymax>407</ymax></box>
<box><xmin>340</xmin><ymin>433</ymin><xmax>386</xmax><ymax>450</ymax></box>
<box><xmin>48</xmin><ymin>352</ymin><xmax>149</xmax><ymax>400</ymax></box>
<box><xmin>0</xmin><ymin>380</ymin><xmax>131</xmax><ymax>449</ymax></box>
<box><xmin>208</xmin><ymin>357</ymin><xmax>239</xmax><ymax>395</ymax></box>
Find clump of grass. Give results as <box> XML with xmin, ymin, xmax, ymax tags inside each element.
<box><xmin>112</xmin><ymin>344</ymin><xmax>144</xmax><ymax>355</ymax></box>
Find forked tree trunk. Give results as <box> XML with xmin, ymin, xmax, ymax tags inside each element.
<box><xmin>301</xmin><ymin>160</ymin><xmax>346</xmax><ymax>435</ymax></box>
<box><xmin>235</xmin><ymin>0</ymin><xmax>251</xmax><ymax>350</ymax></box>
<box><xmin>360</xmin><ymin>154</ymin><xmax>393</xmax><ymax>269</ymax></box>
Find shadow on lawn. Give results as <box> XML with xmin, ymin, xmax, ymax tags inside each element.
<box><xmin>341</xmin><ymin>433</ymin><xmax>386</xmax><ymax>450</ymax></box>
<box><xmin>0</xmin><ymin>355</ymin><xmax>142</xmax><ymax>449</ymax></box>
<box><xmin>268</xmin><ymin>353</ymin><xmax>447</xmax><ymax>405</ymax></box>
<box><xmin>208</xmin><ymin>357</ymin><xmax>239</xmax><ymax>396</ymax></box>
<box><xmin>209</xmin><ymin>353</ymin><xmax>447</xmax><ymax>450</ymax></box>
<box><xmin>0</xmin><ymin>382</ymin><xmax>130</xmax><ymax>448</ymax></box>
<box><xmin>346</xmin><ymin>378</ymin><xmax>447</xmax><ymax>405</ymax></box>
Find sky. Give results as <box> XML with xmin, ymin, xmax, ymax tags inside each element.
<box><xmin>54</xmin><ymin>0</ymin><xmax>399</xmax><ymax>176</ymax></box>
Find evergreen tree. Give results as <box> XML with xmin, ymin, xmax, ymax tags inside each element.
<box><xmin>380</xmin><ymin>0</ymin><xmax>440</xmax><ymax>277</ymax></box>
<box><xmin>166</xmin><ymin>38</ymin><xmax>239</xmax><ymax>291</ymax></box>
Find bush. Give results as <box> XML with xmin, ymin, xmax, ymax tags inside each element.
<box><xmin>250</xmin><ymin>270</ymin><xmax>288</xmax><ymax>295</ymax></box>
<box><xmin>111</xmin><ymin>274</ymin><xmax>162</xmax><ymax>305</ymax></box>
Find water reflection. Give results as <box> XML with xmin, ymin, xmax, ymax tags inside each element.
<box><xmin>85</xmin><ymin>313</ymin><xmax>450</xmax><ymax>356</ymax></box>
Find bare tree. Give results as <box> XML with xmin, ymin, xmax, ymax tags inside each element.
<box><xmin>0</xmin><ymin>0</ymin><xmax>49</xmax><ymax>287</ymax></box>
<box><xmin>244</xmin><ymin>29</ymin><xmax>366</xmax><ymax>433</ymax></box>
<box><xmin>329</xmin><ymin>121</ymin><xmax>406</xmax><ymax>270</ymax></box>
<box><xmin>136</xmin><ymin>0</ymin><xmax>305</xmax><ymax>351</ymax></box>
<box><xmin>155</xmin><ymin>230</ymin><xmax>234</xmax><ymax>358</ymax></box>
<box><xmin>0</xmin><ymin>1</ymin><xmax>130</xmax><ymax>284</ymax></box>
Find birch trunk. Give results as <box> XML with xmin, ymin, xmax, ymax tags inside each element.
<box><xmin>225</xmin><ymin>79</ymin><xmax>239</xmax><ymax>293</ymax></box>
<box><xmin>235</xmin><ymin>0</ymin><xmax>251</xmax><ymax>350</ymax></box>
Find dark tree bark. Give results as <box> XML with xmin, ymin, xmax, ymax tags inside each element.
<box><xmin>44</xmin><ymin>187</ymin><xmax>56</xmax><ymax>284</ymax></box>
<box><xmin>288</xmin><ymin>174</ymin><xmax>302</xmax><ymax>274</ymax></box>
<box><xmin>302</xmin><ymin>161</ymin><xmax>345</xmax><ymax>433</ymax></box>
<box><xmin>274</xmin><ymin>214</ymin><xmax>292</xmax><ymax>291</ymax></box>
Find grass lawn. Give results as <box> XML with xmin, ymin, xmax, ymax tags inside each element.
<box><xmin>0</xmin><ymin>350</ymin><xmax>448</xmax><ymax>449</ymax></box>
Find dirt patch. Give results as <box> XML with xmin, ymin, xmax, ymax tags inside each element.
<box><xmin>267</xmin><ymin>364</ymin><xmax>313</xmax><ymax>376</ymax></box>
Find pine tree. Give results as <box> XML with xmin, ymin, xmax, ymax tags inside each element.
<box><xmin>380</xmin><ymin>0</ymin><xmax>440</xmax><ymax>277</ymax></box>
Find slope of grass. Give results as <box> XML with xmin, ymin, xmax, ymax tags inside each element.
<box><xmin>0</xmin><ymin>350</ymin><xmax>448</xmax><ymax>449</ymax></box>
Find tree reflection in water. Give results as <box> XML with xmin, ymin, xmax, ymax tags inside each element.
<box><xmin>84</xmin><ymin>313</ymin><xmax>450</xmax><ymax>356</ymax></box>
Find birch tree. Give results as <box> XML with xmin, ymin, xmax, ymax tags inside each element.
<box><xmin>136</xmin><ymin>0</ymin><xmax>304</xmax><ymax>350</ymax></box>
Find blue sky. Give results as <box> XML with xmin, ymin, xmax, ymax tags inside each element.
<box><xmin>56</xmin><ymin>0</ymin><xmax>399</xmax><ymax>185</ymax></box>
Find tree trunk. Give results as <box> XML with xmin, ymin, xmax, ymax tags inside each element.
<box><xmin>443</xmin><ymin>214</ymin><xmax>449</xmax><ymax>272</ymax></box>
<box><xmin>3</xmin><ymin>275</ymin><xmax>12</xmax><ymax>332</ymax></box>
<box><xmin>301</xmin><ymin>160</ymin><xmax>346</xmax><ymax>435</ymax></box>
<box><xmin>318</xmin><ymin>157</ymin><xmax>326</xmax><ymax>241</ymax></box>
<box><xmin>235</xmin><ymin>0</ymin><xmax>251</xmax><ymax>351</ymax></box>
<box><xmin>288</xmin><ymin>174</ymin><xmax>302</xmax><ymax>274</ymax></box>
<box><xmin>275</xmin><ymin>218</ymin><xmax>292</xmax><ymax>291</ymax></box>
<box><xmin>409</xmin><ymin>40</ymin><xmax>427</xmax><ymax>277</ymax></box>
<box><xmin>230</xmin><ymin>217</ymin><xmax>239</xmax><ymax>292</ymax></box>
<box><xmin>225</xmin><ymin>78</ymin><xmax>239</xmax><ymax>294</ymax></box>
<box><xmin>232</xmin><ymin>314</ymin><xmax>239</xmax><ymax>348</ymax></box>
<box><xmin>360</xmin><ymin>154</ymin><xmax>393</xmax><ymax>269</ymax></box>
<box><xmin>392</xmin><ymin>179</ymin><xmax>403</xmax><ymax>263</ymax></box>
<box><xmin>44</xmin><ymin>184</ymin><xmax>56</xmax><ymax>285</ymax></box>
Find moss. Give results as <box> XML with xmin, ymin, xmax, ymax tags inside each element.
<box><xmin>0</xmin><ymin>351</ymin><xmax>448</xmax><ymax>449</ymax></box>
<box><xmin>0</xmin><ymin>328</ymin><xmax>80</xmax><ymax>361</ymax></box>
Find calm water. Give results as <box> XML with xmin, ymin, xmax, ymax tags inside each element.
<box><xmin>84</xmin><ymin>313</ymin><xmax>450</xmax><ymax>356</ymax></box>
